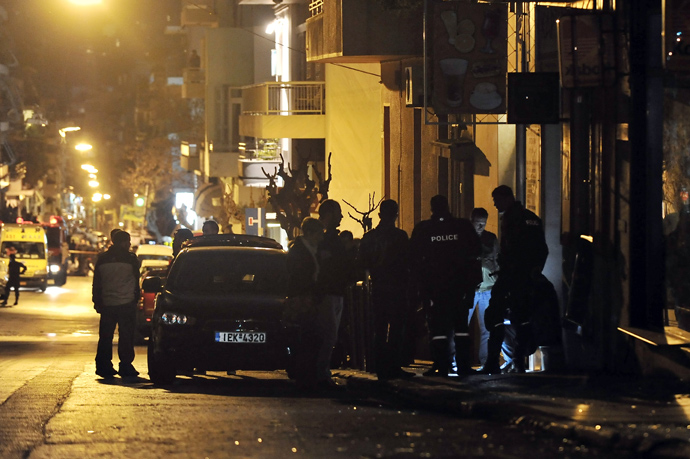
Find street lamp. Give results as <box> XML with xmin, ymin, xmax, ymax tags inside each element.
<box><xmin>59</xmin><ymin>126</ymin><xmax>80</xmax><ymax>138</ymax></box>
<box><xmin>68</xmin><ymin>0</ymin><xmax>103</xmax><ymax>5</ymax></box>
<box><xmin>88</xmin><ymin>180</ymin><xmax>99</xmax><ymax>188</ymax></box>
<box><xmin>81</xmin><ymin>164</ymin><xmax>98</xmax><ymax>174</ymax></box>
<box><xmin>74</xmin><ymin>143</ymin><xmax>92</xmax><ymax>152</ymax></box>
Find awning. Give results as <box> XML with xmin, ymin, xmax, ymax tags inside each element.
<box><xmin>193</xmin><ymin>183</ymin><xmax>223</xmax><ymax>218</ymax></box>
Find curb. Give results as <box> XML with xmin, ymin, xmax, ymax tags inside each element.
<box><xmin>342</xmin><ymin>373</ymin><xmax>690</xmax><ymax>457</ymax></box>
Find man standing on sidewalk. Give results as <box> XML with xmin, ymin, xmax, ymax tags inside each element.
<box><xmin>2</xmin><ymin>254</ymin><xmax>26</xmax><ymax>306</ymax></box>
<box><xmin>467</xmin><ymin>208</ymin><xmax>499</xmax><ymax>369</ymax></box>
<box><xmin>316</xmin><ymin>199</ymin><xmax>355</xmax><ymax>389</ymax></box>
<box><xmin>482</xmin><ymin>185</ymin><xmax>548</xmax><ymax>374</ymax></box>
<box><xmin>93</xmin><ymin>230</ymin><xmax>141</xmax><ymax>378</ymax></box>
<box><xmin>410</xmin><ymin>195</ymin><xmax>482</xmax><ymax>376</ymax></box>
<box><xmin>359</xmin><ymin>199</ymin><xmax>415</xmax><ymax>380</ymax></box>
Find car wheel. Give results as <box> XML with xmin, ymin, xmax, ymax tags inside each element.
<box><xmin>39</xmin><ymin>281</ymin><xmax>47</xmax><ymax>292</ymax></box>
<box><xmin>147</xmin><ymin>339</ymin><xmax>176</xmax><ymax>385</ymax></box>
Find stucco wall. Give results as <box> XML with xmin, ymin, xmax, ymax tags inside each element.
<box><xmin>325</xmin><ymin>63</ymin><xmax>383</xmax><ymax>237</ymax></box>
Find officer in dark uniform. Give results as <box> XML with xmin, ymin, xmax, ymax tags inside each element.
<box><xmin>482</xmin><ymin>185</ymin><xmax>549</xmax><ymax>374</ymax></box>
<box><xmin>359</xmin><ymin>199</ymin><xmax>415</xmax><ymax>380</ymax></box>
<box><xmin>410</xmin><ymin>195</ymin><xmax>482</xmax><ymax>376</ymax></box>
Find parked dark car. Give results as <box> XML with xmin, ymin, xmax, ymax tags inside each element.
<box><xmin>144</xmin><ymin>236</ymin><xmax>292</xmax><ymax>385</ymax></box>
<box><xmin>136</xmin><ymin>267</ymin><xmax>169</xmax><ymax>343</ymax></box>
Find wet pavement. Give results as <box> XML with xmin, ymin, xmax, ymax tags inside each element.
<box><xmin>337</xmin><ymin>362</ymin><xmax>690</xmax><ymax>458</ymax></box>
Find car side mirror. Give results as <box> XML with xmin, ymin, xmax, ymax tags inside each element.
<box><xmin>142</xmin><ymin>276</ymin><xmax>163</xmax><ymax>293</ymax></box>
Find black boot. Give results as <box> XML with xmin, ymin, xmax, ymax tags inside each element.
<box><xmin>479</xmin><ymin>325</ymin><xmax>505</xmax><ymax>374</ymax></box>
<box><xmin>453</xmin><ymin>333</ymin><xmax>472</xmax><ymax>375</ymax></box>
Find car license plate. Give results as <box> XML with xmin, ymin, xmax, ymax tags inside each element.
<box><xmin>215</xmin><ymin>332</ymin><xmax>266</xmax><ymax>343</ymax></box>
<box><xmin>20</xmin><ymin>281</ymin><xmax>27</xmax><ymax>286</ymax></box>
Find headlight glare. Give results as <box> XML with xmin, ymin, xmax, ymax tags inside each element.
<box><xmin>161</xmin><ymin>312</ymin><xmax>189</xmax><ymax>325</ymax></box>
<box><xmin>50</xmin><ymin>265</ymin><xmax>61</xmax><ymax>274</ymax></box>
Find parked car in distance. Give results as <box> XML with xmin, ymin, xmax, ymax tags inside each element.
<box><xmin>136</xmin><ymin>267</ymin><xmax>169</xmax><ymax>343</ymax></box>
<box><xmin>135</xmin><ymin>243</ymin><xmax>172</xmax><ymax>274</ymax></box>
<box><xmin>144</xmin><ymin>235</ymin><xmax>291</xmax><ymax>385</ymax></box>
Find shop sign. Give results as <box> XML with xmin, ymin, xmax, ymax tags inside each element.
<box><xmin>558</xmin><ymin>14</ymin><xmax>616</xmax><ymax>88</ymax></box>
<box><xmin>429</xmin><ymin>1</ymin><xmax>508</xmax><ymax>114</ymax></box>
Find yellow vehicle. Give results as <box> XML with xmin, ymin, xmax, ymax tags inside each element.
<box><xmin>0</xmin><ymin>223</ymin><xmax>49</xmax><ymax>292</ymax></box>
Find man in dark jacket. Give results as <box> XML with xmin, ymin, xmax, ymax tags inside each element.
<box><xmin>286</xmin><ymin>217</ymin><xmax>325</xmax><ymax>390</ymax></box>
<box><xmin>359</xmin><ymin>199</ymin><xmax>414</xmax><ymax>380</ymax></box>
<box><xmin>482</xmin><ymin>185</ymin><xmax>549</xmax><ymax>374</ymax></box>
<box><xmin>2</xmin><ymin>253</ymin><xmax>26</xmax><ymax>306</ymax></box>
<box><xmin>315</xmin><ymin>199</ymin><xmax>354</xmax><ymax>389</ymax></box>
<box><xmin>93</xmin><ymin>230</ymin><xmax>141</xmax><ymax>378</ymax></box>
<box><xmin>410</xmin><ymin>195</ymin><xmax>482</xmax><ymax>376</ymax></box>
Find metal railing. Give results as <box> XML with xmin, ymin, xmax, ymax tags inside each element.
<box><xmin>309</xmin><ymin>0</ymin><xmax>324</xmax><ymax>17</ymax></box>
<box><xmin>241</xmin><ymin>82</ymin><xmax>325</xmax><ymax>115</ymax></box>
<box><xmin>183</xmin><ymin>68</ymin><xmax>205</xmax><ymax>85</ymax></box>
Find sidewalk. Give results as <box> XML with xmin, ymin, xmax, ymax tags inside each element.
<box><xmin>337</xmin><ymin>362</ymin><xmax>690</xmax><ymax>457</ymax></box>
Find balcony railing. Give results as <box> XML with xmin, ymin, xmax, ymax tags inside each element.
<box><xmin>309</xmin><ymin>0</ymin><xmax>324</xmax><ymax>17</ymax></box>
<box><xmin>181</xmin><ymin>0</ymin><xmax>218</xmax><ymax>27</ymax></box>
<box><xmin>182</xmin><ymin>68</ymin><xmax>205</xmax><ymax>99</ymax></box>
<box><xmin>241</xmin><ymin>82</ymin><xmax>325</xmax><ymax>115</ymax></box>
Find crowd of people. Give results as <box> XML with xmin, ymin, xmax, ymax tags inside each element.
<box><xmin>287</xmin><ymin>185</ymin><xmax>555</xmax><ymax>389</ymax></box>
<box><xmin>93</xmin><ymin>186</ymin><xmax>556</xmax><ymax>386</ymax></box>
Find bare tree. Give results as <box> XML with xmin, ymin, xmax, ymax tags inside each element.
<box><xmin>263</xmin><ymin>152</ymin><xmax>332</xmax><ymax>240</ymax></box>
<box><xmin>343</xmin><ymin>193</ymin><xmax>383</xmax><ymax>235</ymax></box>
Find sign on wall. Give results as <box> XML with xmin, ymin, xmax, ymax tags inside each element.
<box><xmin>557</xmin><ymin>14</ymin><xmax>616</xmax><ymax>88</ymax></box>
<box><xmin>430</xmin><ymin>1</ymin><xmax>508</xmax><ymax>114</ymax></box>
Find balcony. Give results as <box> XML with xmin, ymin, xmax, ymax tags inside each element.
<box><xmin>239</xmin><ymin>82</ymin><xmax>326</xmax><ymax>139</ymax></box>
<box><xmin>181</xmin><ymin>0</ymin><xmax>218</xmax><ymax>27</ymax></box>
<box><xmin>180</xmin><ymin>141</ymin><xmax>200</xmax><ymax>173</ymax></box>
<box><xmin>306</xmin><ymin>0</ymin><xmax>422</xmax><ymax>63</ymax></box>
<box><xmin>238</xmin><ymin>156</ymin><xmax>281</xmax><ymax>188</ymax></box>
<box><xmin>182</xmin><ymin>68</ymin><xmax>205</xmax><ymax>99</ymax></box>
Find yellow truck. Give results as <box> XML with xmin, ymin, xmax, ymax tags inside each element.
<box><xmin>0</xmin><ymin>223</ymin><xmax>49</xmax><ymax>292</ymax></box>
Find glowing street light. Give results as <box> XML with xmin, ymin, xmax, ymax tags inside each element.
<box><xmin>103</xmin><ymin>194</ymin><xmax>111</xmax><ymax>200</ymax></box>
<box><xmin>92</xmin><ymin>193</ymin><xmax>103</xmax><ymax>202</ymax></box>
<box><xmin>81</xmin><ymin>164</ymin><xmax>98</xmax><ymax>174</ymax></box>
<box><xmin>88</xmin><ymin>180</ymin><xmax>99</xmax><ymax>188</ymax></box>
<box><xmin>68</xmin><ymin>0</ymin><xmax>103</xmax><ymax>5</ymax></box>
<box><xmin>59</xmin><ymin>126</ymin><xmax>80</xmax><ymax>138</ymax></box>
<box><xmin>75</xmin><ymin>143</ymin><xmax>93</xmax><ymax>152</ymax></box>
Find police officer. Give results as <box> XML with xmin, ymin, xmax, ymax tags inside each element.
<box><xmin>359</xmin><ymin>199</ymin><xmax>414</xmax><ymax>380</ymax></box>
<box><xmin>410</xmin><ymin>195</ymin><xmax>482</xmax><ymax>376</ymax></box>
<box><xmin>482</xmin><ymin>185</ymin><xmax>548</xmax><ymax>374</ymax></box>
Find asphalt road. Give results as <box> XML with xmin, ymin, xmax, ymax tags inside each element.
<box><xmin>0</xmin><ymin>276</ymin><xmax>629</xmax><ymax>458</ymax></box>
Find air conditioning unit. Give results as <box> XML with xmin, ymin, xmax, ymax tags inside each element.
<box><xmin>404</xmin><ymin>66</ymin><xmax>424</xmax><ymax>108</ymax></box>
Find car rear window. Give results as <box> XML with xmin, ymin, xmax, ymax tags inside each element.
<box><xmin>168</xmin><ymin>250</ymin><xmax>287</xmax><ymax>295</ymax></box>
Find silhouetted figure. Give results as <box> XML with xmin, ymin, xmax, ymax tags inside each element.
<box><xmin>188</xmin><ymin>49</ymin><xmax>201</xmax><ymax>68</ymax></box>
<box><xmin>482</xmin><ymin>185</ymin><xmax>548</xmax><ymax>374</ymax></box>
<box><xmin>202</xmin><ymin>220</ymin><xmax>220</xmax><ymax>235</ymax></box>
<box><xmin>2</xmin><ymin>254</ymin><xmax>26</xmax><ymax>306</ymax></box>
<box><xmin>410</xmin><ymin>195</ymin><xmax>482</xmax><ymax>376</ymax></box>
<box><xmin>172</xmin><ymin>228</ymin><xmax>194</xmax><ymax>258</ymax></box>
<box><xmin>93</xmin><ymin>230</ymin><xmax>141</xmax><ymax>379</ymax></box>
<box><xmin>286</xmin><ymin>217</ymin><xmax>325</xmax><ymax>391</ymax></box>
<box><xmin>315</xmin><ymin>199</ymin><xmax>354</xmax><ymax>390</ymax></box>
<box><xmin>359</xmin><ymin>199</ymin><xmax>415</xmax><ymax>380</ymax></box>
